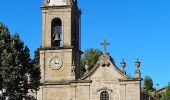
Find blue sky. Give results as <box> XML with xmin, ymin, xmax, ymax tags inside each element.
<box><xmin>0</xmin><ymin>0</ymin><xmax>170</xmax><ymax>88</ymax></box>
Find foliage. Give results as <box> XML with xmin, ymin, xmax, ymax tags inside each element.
<box><xmin>80</xmin><ymin>48</ymin><xmax>103</xmax><ymax>75</ymax></box>
<box><xmin>160</xmin><ymin>83</ymin><xmax>170</xmax><ymax>100</ymax></box>
<box><xmin>143</xmin><ymin>75</ymin><xmax>153</xmax><ymax>94</ymax></box>
<box><xmin>25</xmin><ymin>95</ymin><xmax>36</xmax><ymax>100</ymax></box>
<box><xmin>30</xmin><ymin>48</ymin><xmax>41</xmax><ymax>92</ymax></box>
<box><xmin>165</xmin><ymin>83</ymin><xmax>170</xmax><ymax>98</ymax></box>
<box><xmin>0</xmin><ymin>23</ymin><xmax>40</xmax><ymax>100</ymax></box>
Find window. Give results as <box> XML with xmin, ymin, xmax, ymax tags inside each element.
<box><xmin>100</xmin><ymin>91</ymin><xmax>109</xmax><ymax>100</ymax></box>
<box><xmin>51</xmin><ymin>18</ymin><xmax>62</xmax><ymax>47</ymax></box>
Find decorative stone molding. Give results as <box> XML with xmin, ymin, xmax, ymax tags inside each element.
<box><xmin>100</xmin><ymin>55</ymin><xmax>110</xmax><ymax>67</ymax></box>
<box><xmin>96</xmin><ymin>87</ymin><xmax>113</xmax><ymax>93</ymax></box>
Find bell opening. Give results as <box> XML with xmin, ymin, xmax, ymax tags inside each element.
<box><xmin>51</xmin><ymin>18</ymin><xmax>62</xmax><ymax>47</ymax></box>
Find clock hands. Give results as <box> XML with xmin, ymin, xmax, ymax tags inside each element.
<box><xmin>51</xmin><ymin>58</ymin><xmax>62</xmax><ymax>69</ymax></box>
<box><xmin>54</xmin><ymin>61</ymin><xmax>59</xmax><ymax>65</ymax></box>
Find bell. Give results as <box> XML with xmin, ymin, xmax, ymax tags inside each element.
<box><xmin>54</xmin><ymin>36</ymin><xmax>60</xmax><ymax>41</ymax></box>
<box><xmin>54</xmin><ymin>34</ymin><xmax>61</xmax><ymax>41</ymax></box>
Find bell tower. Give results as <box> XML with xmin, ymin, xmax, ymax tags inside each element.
<box><xmin>42</xmin><ymin>0</ymin><xmax>80</xmax><ymax>48</ymax></box>
<box><xmin>40</xmin><ymin>0</ymin><xmax>81</xmax><ymax>84</ymax></box>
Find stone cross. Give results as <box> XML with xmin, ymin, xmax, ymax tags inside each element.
<box><xmin>100</xmin><ymin>40</ymin><xmax>110</xmax><ymax>55</ymax></box>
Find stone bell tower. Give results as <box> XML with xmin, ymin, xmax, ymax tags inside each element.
<box><xmin>37</xmin><ymin>0</ymin><xmax>81</xmax><ymax>99</ymax></box>
<box><xmin>40</xmin><ymin>0</ymin><xmax>81</xmax><ymax>84</ymax></box>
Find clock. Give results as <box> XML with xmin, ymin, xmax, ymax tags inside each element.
<box><xmin>50</xmin><ymin>58</ymin><xmax>62</xmax><ymax>70</ymax></box>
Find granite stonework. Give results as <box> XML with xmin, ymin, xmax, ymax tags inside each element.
<box><xmin>37</xmin><ymin>55</ymin><xmax>142</xmax><ymax>100</ymax></box>
<box><xmin>36</xmin><ymin>0</ymin><xmax>142</xmax><ymax>100</ymax></box>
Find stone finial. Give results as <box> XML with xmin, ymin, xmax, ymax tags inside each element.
<box><xmin>84</xmin><ymin>59</ymin><xmax>90</xmax><ymax>72</ymax></box>
<box><xmin>156</xmin><ymin>84</ymin><xmax>160</xmax><ymax>91</ymax></box>
<box><xmin>135</xmin><ymin>58</ymin><xmax>140</xmax><ymax>69</ymax></box>
<box><xmin>85</xmin><ymin>65</ymin><xmax>89</xmax><ymax>72</ymax></box>
<box><xmin>134</xmin><ymin>58</ymin><xmax>141</xmax><ymax>78</ymax></box>
<box><xmin>120</xmin><ymin>59</ymin><xmax>126</xmax><ymax>74</ymax></box>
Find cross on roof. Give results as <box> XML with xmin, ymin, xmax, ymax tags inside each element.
<box><xmin>100</xmin><ymin>39</ymin><xmax>110</xmax><ymax>55</ymax></box>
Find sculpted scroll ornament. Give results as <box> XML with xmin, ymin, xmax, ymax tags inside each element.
<box><xmin>100</xmin><ymin>55</ymin><xmax>110</xmax><ymax>67</ymax></box>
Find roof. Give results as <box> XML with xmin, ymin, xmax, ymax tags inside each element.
<box><xmin>81</xmin><ymin>55</ymin><xmax>141</xmax><ymax>81</ymax></box>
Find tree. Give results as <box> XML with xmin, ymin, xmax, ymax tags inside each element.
<box><xmin>0</xmin><ymin>23</ymin><xmax>11</xmax><ymax>98</ymax></box>
<box><xmin>29</xmin><ymin>48</ymin><xmax>41</xmax><ymax>92</ymax></box>
<box><xmin>160</xmin><ymin>83</ymin><xmax>170</xmax><ymax>100</ymax></box>
<box><xmin>80</xmin><ymin>48</ymin><xmax>103</xmax><ymax>75</ymax></box>
<box><xmin>0</xmin><ymin>23</ymin><xmax>40</xmax><ymax>100</ymax></box>
<box><xmin>143</xmin><ymin>75</ymin><xmax>153</xmax><ymax>94</ymax></box>
<box><xmin>165</xmin><ymin>83</ymin><xmax>170</xmax><ymax>99</ymax></box>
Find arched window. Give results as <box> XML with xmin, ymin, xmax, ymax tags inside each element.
<box><xmin>51</xmin><ymin>18</ymin><xmax>62</xmax><ymax>47</ymax></box>
<box><xmin>100</xmin><ymin>91</ymin><xmax>109</xmax><ymax>100</ymax></box>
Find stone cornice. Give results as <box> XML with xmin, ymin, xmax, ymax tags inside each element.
<box><xmin>39</xmin><ymin>46</ymin><xmax>83</xmax><ymax>53</ymax></box>
<box><xmin>41</xmin><ymin>80</ymin><xmax>92</xmax><ymax>86</ymax></box>
<box><xmin>41</xmin><ymin>5</ymin><xmax>72</xmax><ymax>10</ymax></box>
<box><xmin>119</xmin><ymin>78</ymin><xmax>143</xmax><ymax>82</ymax></box>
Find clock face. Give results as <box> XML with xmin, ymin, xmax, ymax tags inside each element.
<box><xmin>50</xmin><ymin>58</ymin><xmax>62</xmax><ymax>70</ymax></box>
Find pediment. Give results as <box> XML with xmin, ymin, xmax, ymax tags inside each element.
<box><xmin>81</xmin><ymin>55</ymin><xmax>130</xmax><ymax>81</ymax></box>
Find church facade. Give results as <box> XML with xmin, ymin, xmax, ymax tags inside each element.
<box><xmin>37</xmin><ymin>0</ymin><xmax>142</xmax><ymax>100</ymax></box>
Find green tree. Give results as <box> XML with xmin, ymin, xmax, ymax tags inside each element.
<box><xmin>29</xmin><ymin>48</ymin><xmax>41</xmax><ymax>92</ymax></box>
<box><xmin>0</xmin><ymin>23</ymin><xmax>40</xmax><ymax>100</ymax></box>
<box><xmin>0</xmin><ymin>23</ymin><xmax>11</xmax><ymax>97</ymax></box>
<box><xmin>160</xmin><ymin>83</ymin><xmax>170</xmax><ymax>100</ymax></box>
<box><xmin>143</xmin><ymin>75</ymin><xmax>153</xmax><ymax>94</ymax></box>
<box><xmin>80</xmin><ymin>48</ymin><xmax>103</xmax><ymax>75</ymax></box>
<box><xmin>166</xmin><ymin>83</ymin><xmax>170</xmax><ymax>99</ymax></box>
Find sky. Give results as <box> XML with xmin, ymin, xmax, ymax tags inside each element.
<box><xmin>0</xmin><ymin>0</ymin><xmax>170</xmax><ymax>88</ymax></box>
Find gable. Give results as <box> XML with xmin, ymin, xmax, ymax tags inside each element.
<box><xmin>90</xmin><ymin>61</ymin><xmax>126</xmax><ymax>81</ymax></box>
<box><xmin>81</xmin><ymin>55</ymin><xmax>129</xmax><ymax>80</ymax></box>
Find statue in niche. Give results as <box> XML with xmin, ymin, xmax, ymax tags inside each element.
<box><xmin>53</xmin><ymin>25</ymin><xmax>61</xmax><ymax>47</ymax></box>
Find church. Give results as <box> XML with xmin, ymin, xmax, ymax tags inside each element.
<box><xmin>37</xmin><ymin>0</ymin><xmax>142</xmax><ymax>100</ymax></box>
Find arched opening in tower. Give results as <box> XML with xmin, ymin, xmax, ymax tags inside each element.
<box><xmin>51</xmin><ymin>18</ymin><xmax>62</xmax><ymax>47</ymax></box>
